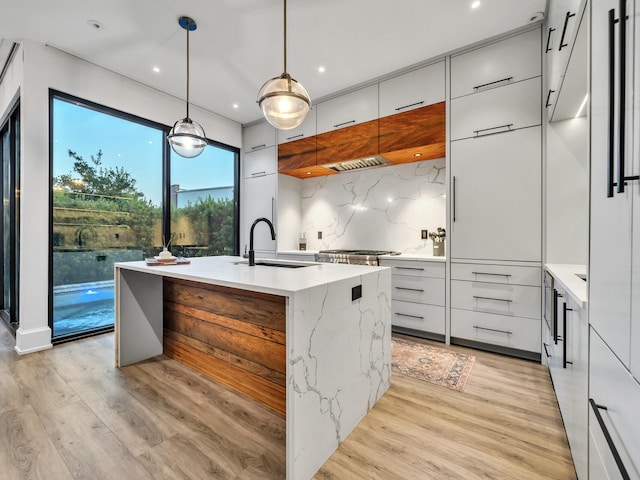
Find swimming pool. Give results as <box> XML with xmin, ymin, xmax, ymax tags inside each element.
<box><xmin>53</xmin><ymin>281</ymin><xmax>114</xmax><ymax>337</ymax></box>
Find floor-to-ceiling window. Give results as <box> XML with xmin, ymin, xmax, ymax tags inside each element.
<box><xmin>0</xmin><ymin>101</ymin><xmax>20</xmax><ymax>333</ymax></box>
<box><xmin>50</xmin><ymin>91</ymin><xmax>239</xmax><ymax>342</ymax></box>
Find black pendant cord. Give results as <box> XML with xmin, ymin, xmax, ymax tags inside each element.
<box><xmin>186</xmin><ymin>18</ymin><xmax>191</xmax><ymax>120</ymax></box>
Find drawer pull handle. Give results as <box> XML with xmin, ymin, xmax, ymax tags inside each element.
<box><xmin>286</xmin><ymin>133</ymin><xmax>304</xmax><ymax>140</ymax></box>
<box><xmin>471</xmin><ymin>271</ymin><xmax>512</xmax><ymax>277</ymax></box>
<box><xmin>473</xmin><ymin>124</ymin><xmax>514</xmax><ymax>138</ymax></box>
<box><xmin>395</xmin><ymin>101</ymin><xmax>425</xmax><ymax>112</ymax></box>
<box><xmin>473</xmin><ymin>76</ymin><xmax>513</xmax><ymax>91</ymax></box>
<box><xmin>543</xmin><ymin>343</ymin><xmax>551</xmax><ymax>358</ymax></box>
<box><xmin>559</xmin><ymin>11</ymin><xmax>576</xmax><ymax>51</ymax></box>
<box><xmin>251</xmin><ymin>144</ymin><xmax>266</xmax><ymax>150</ymax></box>
<box><xmin>333</xmin><ymin>120</ymin><xmax>356</xmax><ymax>128</ymax></box>
<box><xmin>545</xmin><ymin>89</ymin><xmax>555</xmax><ymax>108</ymax></box>
<box><xmin>589</xmin><ymin>398</ymin><xmax>631</xmax><ymax>480</ymax></box>
<box><xmin>473</xmin><ymin>325</ymin><xmax>512</xmax><ymax>335</ymax></box>
<box><xmin>395</xmin><ymin>266</ymin><xmax>425</xmax><ymax>271</ymax></box>
<box><xmin>395</xmin><ymin>287</ymin><xmax>425</xmax><ymax>292</ymax></box>
<box><xmin>251</xmin><ymin>171</ymin><xmax>267</xmax><ymax>177</ymax></box>
<box><xmin>473</xmin><ymin>296</ymin><xmax>512</xmax><ymax>303</ymax></box>
<box><xmin>396</xmin><ymin>313</ymin><xmax>424</xmax><ymax>320</ymax></box>
<box><xmin>545</xmin><ymin>27</ymin><xmax>556</xmax><ymax>52</ymax></box>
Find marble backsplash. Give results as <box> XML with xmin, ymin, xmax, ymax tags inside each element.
<box><xmin>300</xmin><ymin>158</ymin><xmax>446</xmax><ymax>254</ymax></box>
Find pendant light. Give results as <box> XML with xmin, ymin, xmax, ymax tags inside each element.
<box><xmin>167</xmin><ymin>16</ymin><xmax>207</xmax><ymax>158</ymax></box>
<box><xmin>257</xmin><ymin>0</ymin><xmax>311</xmax><ymax>130</ymax></box>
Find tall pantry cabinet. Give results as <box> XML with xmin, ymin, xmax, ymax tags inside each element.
<box><xmin>448</xmin><ymin>28</ymin><xmax>543</xmax><ymax>360</ymax></box>
<box><xmin>589</xmin><ymin>0</ymin><xmax>640</xmax><ymax>477</ymax></box>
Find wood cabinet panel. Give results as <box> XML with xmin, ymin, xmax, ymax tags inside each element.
<box><xmin>379</xmin><ymin>102</ymin><xmax>446</xmax><ymax>161</ymax></box>
<box><xmin>278</xmin><ymin>135</ymin><xmax>317</xmax><ymax>172</ymax></box>
<box><xmin>162</xmin><ymin>278</ymin><xmax>286</xmax><ymax>415</ymax></box>
<box><xmin>315</xmin><ymin>119</ymin><xmax>379</xmax><ymax>166</ymax></box>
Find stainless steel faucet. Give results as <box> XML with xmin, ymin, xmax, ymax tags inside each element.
<box><xmin>248</xmin><ymin>217</ymin><xmax>276</xmax><ymax>266</ymax></box>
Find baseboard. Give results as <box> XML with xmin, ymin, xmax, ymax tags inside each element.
<box><xmin>14</xmin><ymin>326</ymin><xmax>53</xmax><ymax>354</ymax></box>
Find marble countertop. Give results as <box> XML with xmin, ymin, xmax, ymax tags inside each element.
<box><xmin>277</xmin><ymin>250</ymin><xmax>319</xmax><ymax>255</ymax></box>
<box><xmin>379</xmin><ymin>253</ymin><xmax>446</xmax><ymax>262</ymax></box>
<box><xmin>545</xmin><ymin>263</ymin><xmax>588</xmax><ymax>309</ymax></box>
<box><xmin>115</xmin><ymin>255</ymin><xmax>386</xmax><ymax>297</ymax></box>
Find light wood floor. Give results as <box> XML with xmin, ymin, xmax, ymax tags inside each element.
<box><xmin>0</xmin><ymin>324</ymin><xmax>576</xmax><ymax>479</ymax></box>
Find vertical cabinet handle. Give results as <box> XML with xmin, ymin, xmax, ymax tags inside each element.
<box><xmin>589</xmin><ymin>399</ymin><xmax>632</xmax><ymax>480</ymax></box>
<box><xmin>559</xmin><ymin>11</ymin><xmax>576</xmax><ymax>50</ymax></box>
<box><xmin>546</xmin><ymin>90</ymin><xmax>555</xmax><ymax>108</ymax></box>
<box><xmin>608</xmin><ymin>8</ymin><xmax>617</xmax><ymax>198</ymax></box>
<box><xmin>452</xmin><ymin>176</ymin><xmax>457</xmax><ymax>222</ymax></box>
<box><xmin>271</xmin><ymin>197</ymin><xmax>275</xmax><ymax>223</ymax></box>
<box><xmin>545</xmin><ymin>28</ymin><xmax>556</xmax><ymax>52</ymax></box>
<box><xmin>562</xmin><ymin>303</ymin><xmax>573</xmax><ymax>368</ymax></box>
<box><xmin>617</xmin><ymin>0</ymin><xmax>626</xmax><ymax>194</ymax></box>
<box><xmin>553</xmin><ymin>290</ymin><xmax>561</xmax><ymax>345</ymax></box>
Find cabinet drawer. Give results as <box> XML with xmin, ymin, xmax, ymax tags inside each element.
<box><xmin>380</xmin><ymin>259</ymin><xmax>445</xmax><ymax>279</ymax></box>
<box><xmin>244</xmin><ymin>146</ymin><xmax>277</xmax><ymax>178</ymax></box>
<box><xmin>316</xmin><ymin>85</ymin><xmax>379</xmax><ymax>134</ymax></box>
<box><xmin>277</xmin><ymin>109</ymin><xmax>316</xmax><ymax>145</ymax></box>
<box><xmin>243</xmin><ymin>121</ymin><xmax>276</xmax><ymax>152</ymax></box>
<box><xmin>450</xmin><ymin>77</ymin><xmax>541</xmax><ymax>141</ymax></box>
<box><xmin>589</xmin><ymin>329</ymin><xmax>640</xmax><ymax>478</ymax></box>
<box><xmin>379</xmin><ymin>62</ymin><xmax>445</xmax><ymax>117</ymax></box>
<box><xmin>391</xmin><ymin>301</ymin><xmax>444</xmax><ymax>335</ymax></box>
<box><xmin>393</xmin><ymin>276</ymin><xmax>444</xmax><ymax>306</ymax></box>
<box><xmin>451</xmin><ymin>28</ymin><xmax>541</xmax><ymax>99</ymax></box>
<box><xmin>451</xmin><ymin>279</ymin><xmax>541</xmax><ymax>319</ymax></box>
<box><xmin>451</xmin><ymin>308</ymin><xmax>541</xmax><ymax>353</ymax></box>
<box><xmin>451</xmin><ymin>263</ymin><xmax>541</xmax><ymax>286</ymax></box>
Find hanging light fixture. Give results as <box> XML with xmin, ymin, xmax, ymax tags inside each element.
<box><xmin>257</xmin><ymin>0</ymin><xmax>311</xmax><ymax>130</ymax></box>
<box><xmin>167</xmin><ymin>16</ymin><xmax>207</xmax><ymax>158</ymax></box>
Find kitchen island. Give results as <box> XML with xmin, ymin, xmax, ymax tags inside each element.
<box><xmin>114</xmin><ymin>255</ymin><xmax>391</xmax><ymax>480</ymax></box>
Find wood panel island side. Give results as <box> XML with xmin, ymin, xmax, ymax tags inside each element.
<box><xmin>114</xmin><ymin>256</ymin><xmax>391</xmax><ymax>480</ymax></box>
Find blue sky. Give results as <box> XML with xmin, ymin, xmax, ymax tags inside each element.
<box><xmin>52</xmin><ymin>98</ymin><xmax>235</xmax><ymax>205</ymax></box>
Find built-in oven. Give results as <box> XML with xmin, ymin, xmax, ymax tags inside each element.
<box><xmin>544</xmin><ymin>271</ymin><xmax>561</xmax><ymax>344</ymax></box>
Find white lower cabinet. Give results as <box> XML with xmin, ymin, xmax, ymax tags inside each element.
<box><xmin>450</xmin><ymin>262</ymin><xmax>541</xmax><ymax>359</ymax></box>
<box><xmin>379</xmin><ymin>258</ymin><xmax>445</xmax><ymax>339</ymax></box>
<box><xmin>589</xmin><ymin>328</ymin><xmax>640</xmax><ymax>479</ymax></box>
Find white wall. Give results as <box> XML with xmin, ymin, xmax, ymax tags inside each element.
<box><xmin>1</xmin><ymin>40</ymin><xmax>242</xmax><ymax>354</ymax></box>
<box><xmin>297</xmin><ymin>157</ymin><xmax>446</xmax><ymax>253</ymax></box>
<box><xmin>546</xmin><ymin>116</ymin><xmax>589</xmax><ymax>265</ymax></box>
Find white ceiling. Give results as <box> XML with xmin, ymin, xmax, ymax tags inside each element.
<box><xmin>0</xmin><ymin>0</ymin><xmax>546</xmax><ymax>126</ymax></box>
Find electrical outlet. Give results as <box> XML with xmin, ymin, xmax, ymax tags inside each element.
<box><xmin>318</xmin><ymin>231</ymin><xmax>322</xmax><ymax>239</ymax></box>
<box><xmin>421</xmin><ymin>229</ymin><xmax>428</xmax><ymax>240</ymax></box>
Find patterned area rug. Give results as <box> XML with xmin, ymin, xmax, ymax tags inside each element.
<box><xmin>391</xmin><ymin>338</ymin><xmax>476</xmax><ymax>392</ymax></box>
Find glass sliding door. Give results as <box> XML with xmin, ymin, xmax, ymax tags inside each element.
<box><xmin>1</xmin><ymin>102</ymin><xmax>20</xmax><ymax>332</ymax></box>
<box><xmin>170</xmin><ymin>145</ymin><xmax>239</xmax><ymax>257</ymax></box>
<box><xmin>51</xmin><ymin>94</ymin><xmax>163</xmax><ymax>340</ymax></box>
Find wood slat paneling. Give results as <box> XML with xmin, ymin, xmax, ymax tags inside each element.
<box><xmin>163</xmin><ymin>278</ymin><xmax>286</xmax><ymax>415</ymax></box>
<box><xmin>164</xmin><ymin>337</ymin><xmax>286</xmax><ymax>415</ymax></box>
<box><xmin>315</xmin><ymin>119</ymin><xmax>379</xmax><ymax>166</ymax></box>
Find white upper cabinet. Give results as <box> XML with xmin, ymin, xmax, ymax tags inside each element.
<box><xmin>378</xmin><ymin>61</ymin><xmax>446</xmax><ymax>118</ymax></box>
<box><xmin>276</xmin><ymin>109</ymin><xmax>317</xmax><ymax>145</ymax></box>
<box><xmin>450</xmin><ymin>28</ymin><xmax>541</xmax><ymax>99</ymax></box>
<box><xmin>450</xmin><ymin>77</ymin><xmax>541</xmax><ymax>141</ymax></box>
<box><xmin>243</xmin><ymin>146</ymin><xmax>277</xmax><ymax>179</ymax></box>
<box><xmin>243</xmin><ymin>121</ymin><xmax>276</xmax><ymax>152</ymax></box>
<box><xmin>316</xmin><ymin>84</ymin><xmax>379</xmax><ymax>134</ymax></box>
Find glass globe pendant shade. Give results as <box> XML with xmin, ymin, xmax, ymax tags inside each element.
<box><xmin>168</xmin><ymin>118</ymin><xmax>207</xmax><ymax>158</ymax></box>
<box><xmin>257</xmin><ymin>73</ymin><xmax>311</xmax><ymax>130</ymax></box>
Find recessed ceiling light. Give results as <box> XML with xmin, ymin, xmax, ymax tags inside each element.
<box><xmin>318</xmin><ymin>66</ymin><xmax>326</xmax><ymax>73</ymax></box>
<box><xmin>87</xmin><ymin>20</ymin><xmax>103</xmax><ymax>30</ymax></box>
<box><xmin>232</xmin><ymin>103</ymin><xmax>239</xmax><ymax>109</ymax></box>
<box><xmin>471</xmin><ymin>1</ymin><xmax>480</xmax><ymax>8</ymax></box>
<box><xmin>152</xmin><ymin>66</ymin><xmax>160</xmax><ymax>73</ymax></box>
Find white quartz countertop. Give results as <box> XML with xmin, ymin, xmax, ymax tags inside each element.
<box><xmin>115</xmin><ymin>255</ymin><xmax>387</xmax><ymax>297</ymax></box>
<box><xmin>545</xmin><ymin>263</ymin><xmax>588</xmax><ymax>308</ymax></box>
<box><xmin>277</xmin><ymin>250</ymin><xmax>319</xmax><ymax>255</ymax></box>
<box><xmin>379</xmin><ymin>253</ymin><xmax>446</xmax><ymax>262</ymax></box>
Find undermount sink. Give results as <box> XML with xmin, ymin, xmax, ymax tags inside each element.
<box><xmin>233</xmin><ymin>259</ymin><xmax>313</xmax><ymax>269</ymax></box>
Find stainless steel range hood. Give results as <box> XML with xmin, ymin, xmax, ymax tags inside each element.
<box><xmin>324</xmin><ymin>155</ymin><xmax>391</xmax><ymax>173</ymax></box>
